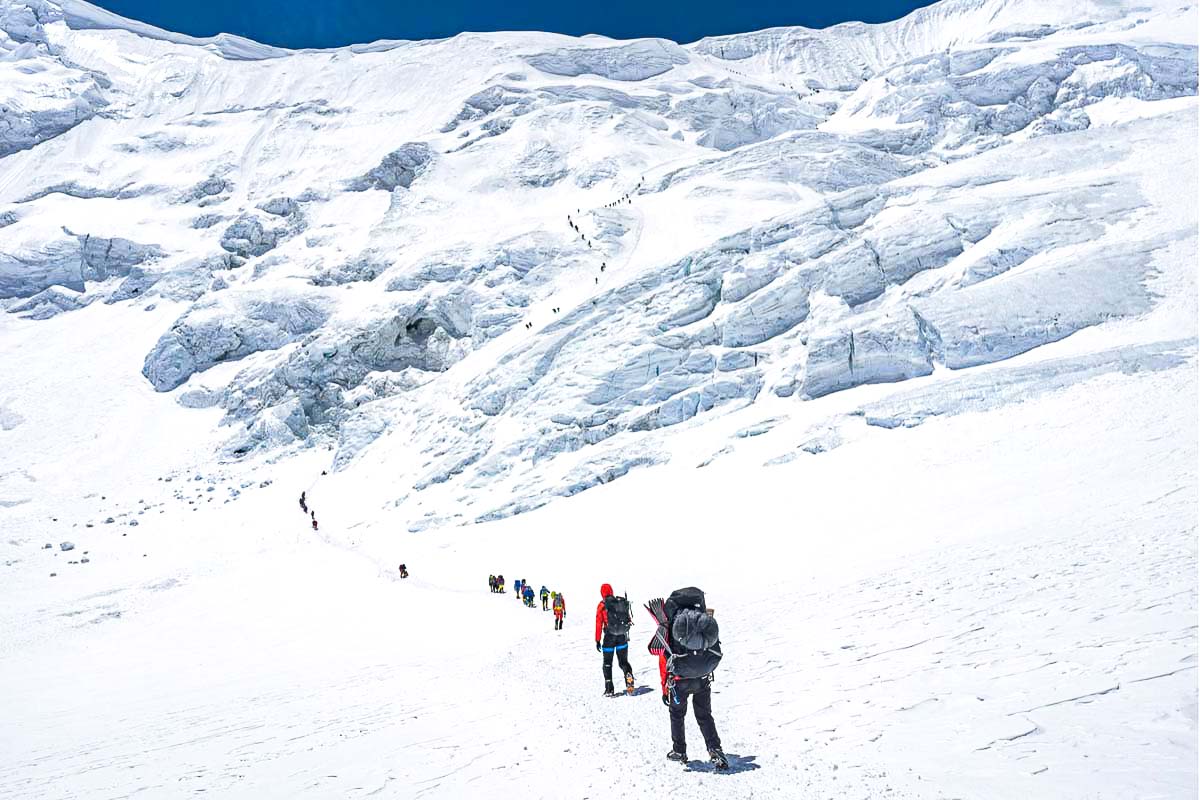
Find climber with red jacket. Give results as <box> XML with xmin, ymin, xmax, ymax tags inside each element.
<box><xmin>595</xmin><ymin>583</ymin><xmax>635</xmax><ymax>696</ymax></box>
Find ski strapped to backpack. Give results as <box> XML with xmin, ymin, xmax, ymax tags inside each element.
<box><xmin>644</xmin><ymin>597</ymin><xmax>670</xmax><ymax>655</ymax></box>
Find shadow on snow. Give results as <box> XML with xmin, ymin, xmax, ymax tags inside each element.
<box><xmin>686</xmin><ymin>754</ymin><xmax>760</xmax><ymax>774</ymax></box>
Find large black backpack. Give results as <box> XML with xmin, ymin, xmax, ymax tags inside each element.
<box><xmin>604</xmin><ymin>594</ymin><xmax>632</xmax><ymax>636</ymax></box>
<box><xmin>665</xmin><ymin>587</ymin><xmax>722</xmax><ymax>679</ymax></box>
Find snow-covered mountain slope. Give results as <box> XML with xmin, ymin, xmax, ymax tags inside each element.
<box><xmin>0</xmin><ymin>0</ymin><xmax>1196</xmax><ymax>797</ymax></box>
<box><xmin>2</xmin><ymin>0</ymin><xmax>1194</xmax><ymax>522</ymax></box>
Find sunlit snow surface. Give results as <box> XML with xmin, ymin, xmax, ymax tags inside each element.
<box><xmin>0</xmin><ymin>0</ymin><xmax>1196</xmax><ymax>797</ymax></box>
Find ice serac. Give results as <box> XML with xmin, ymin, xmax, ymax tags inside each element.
<box><xmin>219</xmin><ymin>217</ymin><xmax>280</xmax><ymax>258</ymax></box>
<box><xmin>348</xmin><ymin>143</ymin><xmax>433</xmax><ymax>192</ymax></box>
<box><xmin>825</xmin><ymin>42</ymin><xmax>1198</xmax><ymax>155</ymax></box>
<box><xmin>689</xmin><ymin>0</ymin><xmax>1170</xmax><ymax>89</ymax></box>
<box><xmin>913</xmin><ymin>240</ymin><xmax>1158</xmax><ymax>370</ymax></box>
<box><xmin>0</xmin><ymin>236</ymin><xmax>83</xmax><ymax>298</ymax></box>
<box><xmin>8</xmin><ymin>285</ymin><xmax>90</xmax><ymax>319</ymax></box>
<box><xmin>79</xmin><ymin>235</ymin><xmax>164</xmax><ymax>280</ymax></box>
<box><xmin>0</xmin><ymin>217</ymin><xmax>161</xmax><ymax>299</ymax></box>
<box><xmin>524</xmin><ymin>40</ymin><xmax>690</xmax><ymax>81</ymax></box>
<box><xmin>220</xmin><ymin>293</ymin><xmax>474</xmax><ymax>431</ymax></box>
<box><xmin>671</xmin><ymin>87</ymin><xmax>825</xmax><ymax>150</ymax></box>
<box><xmin>0</xmin><ymin>1</ymin><xmax>110</xmax><ymax>157</ymax></box>
<box><xmin>802</xmin><ymin>309</ymin><xmax>934</xmax><ymax>398</ymax></box>
<box><xmin>142</xmin><ymin>292</ymin><xmax>334</xmax><ymax>392</ymax></box>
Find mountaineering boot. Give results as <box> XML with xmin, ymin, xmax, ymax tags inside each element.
<box><xmin>603</xmin><ymin>687</ymin><xmax>617</xmax><ymax>697</ymax></box>
<box><xmin>666</xmin><ymin>748</ymin><xmax>687</xmax><ymax>763</ymax></box>
<box><xmin>625</xmin><ymin>672</ymin><xmax>635</xmax><ymax>695</ymax></box>
<box><xmin>709</xmin><ymin>748</ymin><xmax>729</xmax><ymax>771</ymax></box>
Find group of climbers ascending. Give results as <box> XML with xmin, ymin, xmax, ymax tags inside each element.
<box><xmin>600</xmin><ymin>177</ymin><xmax>644</xmax><ymax>210</ymax></box>
<box><xmin>299</xmin><ymin>491</ymin><xmax>318</xmax><ymax>531</ymax></box>
<box><xmin>302</xmin><ymin>488</ymin><xmax>412</xmax><ymax>575</ymax></box>
<box><xmin>527</xmin><ymin>180</ymin><xmax>647</xmax><ymax>332</ymax></box>
<box><xmin>496</xmin><ymin>577</ymin><xmax>567</xmax><ymax>630</ymax></box>
<box><xmin>295</xmin><ymin>462</ymin><xmax>727</xmax><ymax>771</ymax></box>
<box><xmin>485</xmin><ymin>575</ymin><xmax>729</xmax><ymax>770</ymax></box>
<box><xmin>567</xmin><ymin>214</ymin><xmax>595</xmax><ymax>250</ymax></box>
<box><xmin>597</xmin><ymin>179</ymin><xmax>643</xmax><ymax>208</ymax></box>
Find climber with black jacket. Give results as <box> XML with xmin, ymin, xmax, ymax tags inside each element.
<box><xmin>649</xmin><ymin>586</ymin><xmax>728</xmax><ymax>770</ymax></box>
<box><xmin>595</xmin><ymin>583</ymin><xmax>635</xmax><ymax>696</ymax></box>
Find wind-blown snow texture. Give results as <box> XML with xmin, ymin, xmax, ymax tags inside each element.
<box><xmin>0</xmin><ymin>0</ymin><xmax>1196</xmax><ymax>797</ymax></box>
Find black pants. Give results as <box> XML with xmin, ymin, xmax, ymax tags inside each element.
<box><xmin>669</xmin><ymin>677</ymin><xmax>721</xmax><ymax>754</ymax></box>
<box><xmin>555</xmin><ymin>614</ymin><xmax>563</xmax><ymax>630</ymax></box>
<box><xmin>601</xmin><ymin>633</ymin><xmax>632</xmax><ymax>690</ymax></box>
<box><xmin>542</xmin><ymin>597</ymin><xmax>548</xmax><ymax>610</ymax></box>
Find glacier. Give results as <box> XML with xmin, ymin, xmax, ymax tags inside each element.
<box><xmin>0</xmin><ymin>0</ymin><xmax>1195</xmax><ymax>797</ymax></box>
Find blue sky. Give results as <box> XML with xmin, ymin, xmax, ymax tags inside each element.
<box><xmin>93</xmin><ymin>0</ymin><xmax>939</xmax><ymax>48</ymax></box>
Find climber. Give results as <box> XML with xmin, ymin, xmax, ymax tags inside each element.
<box><xmin>553</xmin><ymin>592</ymin><xmax>566</xmax><ymax>630</ymax></box>
<box><xmin>655</xmin><ymin>587</ymin><xmax>728</xmax><ymax>770</ymax></box>
<box><xmin>595</xmin><ymin>583</ymin><xmax>635</xmax><ymax>696</ymax></box>
<box><xmin>540</xmin><ymin>585</ymin><xmax>550</xmax><ymax>611</ymax></box>
<box><xmin>299</xmin><ymin>492</ymin><xmax>307</xmax><ymax>514</ymax></box>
